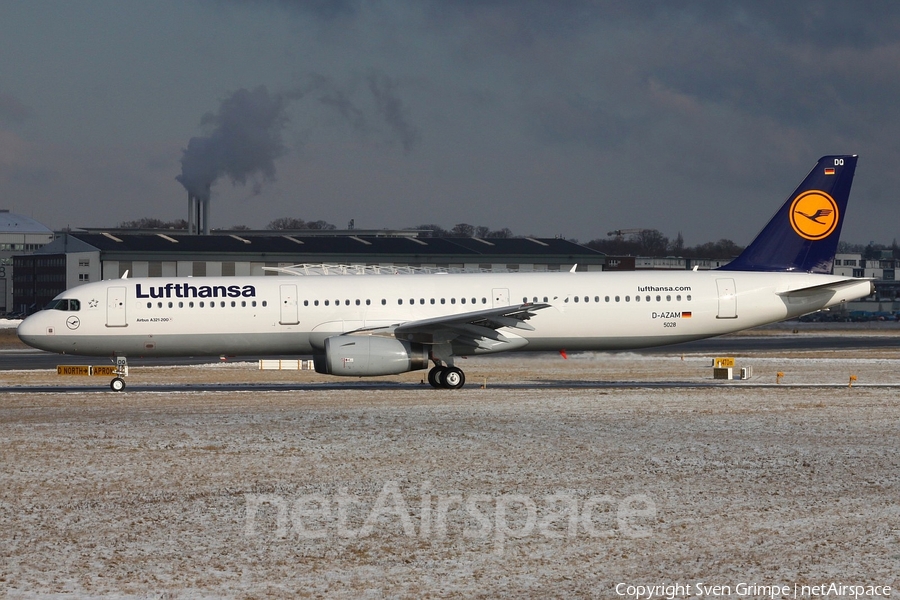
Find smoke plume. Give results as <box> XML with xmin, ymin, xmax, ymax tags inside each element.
<box><xmin>177</xmin><ymin>85</ymin><xmax>293</xmax><ymax>200</ymax></box>
<box><xmin>367</xmin><ymin>71</ymin><xmax>421</xmax><ymax>152</ymax></box>
<box><xmin>177</xmin><ymin>71</ymin><xmax>419</xmax><ymax>200</ymax></box>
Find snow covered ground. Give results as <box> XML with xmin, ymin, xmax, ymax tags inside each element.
<box><xmin>1</xmin><ymin>351</ymin><xmax>899</xmax><ymax>598</ymax></box>
<box><xmin>0</xmin><ymin>318</ymin><xmax>22</xmax><ymax>329</ymax></box>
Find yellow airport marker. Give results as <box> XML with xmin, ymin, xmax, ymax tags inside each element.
<box><xmin>57</xmin><ymin>365</ymin><xmax>90</xmax><ymax>376</ymax></box>
<box><xmin>57</xmin><ymin>365</ymin><xmax>121</xmax><ymax>377</ymax></box>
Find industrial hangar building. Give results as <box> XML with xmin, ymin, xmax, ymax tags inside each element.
<box><xmin>12</xmin><ymin>229</ymin><xmax>606</xmax><ymax>314</ymax></box>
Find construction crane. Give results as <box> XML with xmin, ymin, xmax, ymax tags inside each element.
<box><xmin>606</xmin><ymin>228</ymin><xmax>649</xmax><ymax>240</ymax></box>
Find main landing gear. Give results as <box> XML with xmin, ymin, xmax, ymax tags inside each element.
<box><xmin>427</xmin><ymin>365</ymin><xmax>466</xmax><ymax>390</ymax></box>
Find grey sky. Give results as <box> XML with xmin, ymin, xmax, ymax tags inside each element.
<box><xmin>1</xmin><ymin>1</ymin><xmax>898</xmax><ymax>245</ymax></box>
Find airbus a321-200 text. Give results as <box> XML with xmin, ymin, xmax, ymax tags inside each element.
<box><xmin>18</xmin><ymin>155</ymin><xmax>873</xmax><ymax>391</ymax></box>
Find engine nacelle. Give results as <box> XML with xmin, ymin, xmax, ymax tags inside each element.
<box><xmin>313</xmin><ymin>335</ymin><xmax>429</xmax><ymax>376</ymax></box>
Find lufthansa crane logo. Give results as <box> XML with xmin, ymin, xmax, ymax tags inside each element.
<box><xmin>789</xmin><ymin>190</ymin><xmax>839</xmax><ymax>241</ymax></box>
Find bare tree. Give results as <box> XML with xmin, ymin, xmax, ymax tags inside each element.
<box><xmin>267</xmin><ymin>217</ymin><xmax>306</xmax><ymax>230</ymax></box>
<box><xmin>669</xmin><ymin>232</ymin><xmax>685</xmax><ymax>255</ymax></box>
<box><xmin>450</xmin><ymin>223</ymin><xmax>476</xmax><ymax>237</ymax></box>
<box><xmin>118</xmin><ymin>218</ymin><xmax>187</xmax><ymax>229</ymax></box>
<box><xmin>486</xmin><ymin>228</ymin><xmax>513</xmax><ymax>238</ymax></box>
<box><xmin>635</xmin><ymin>229</ymin><xmax>669</xmax><ymax>256</ymax></box>
<box><xmin>266</xmin><ymin>217</ymin><xmax>336</xmax><ymax>230</ymax></box>
<box><xmin>305</xmin><ymin>220</ymin><xmax>337</xmax><ymax>230</ymax></box>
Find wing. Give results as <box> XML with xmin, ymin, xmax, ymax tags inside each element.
<box><xmin>351</xmin><ymin>303</ymin><xmax>551</xmax><ymax>352</ymax></box>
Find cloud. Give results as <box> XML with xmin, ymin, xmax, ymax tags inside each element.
<box><xmin>8</xmin><ymin>1</ymin><xmax>900</xmax><ymax>242</ymax></box>
<box><xmin>0</xmin><ymin>92</ymin><xmax>32</xmax><ymax>125</ymax></box>
<box><xmin>272</xmin><ymin>0</ymin><xmax>361</xmax><ymax>20</ymax></box>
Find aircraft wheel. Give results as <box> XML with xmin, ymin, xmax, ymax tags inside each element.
<box><xmin>442</xmin><ymin>367</ymin><xmax>465</xmax><ymax>389</ymax></box>
<box><xmin>427</xmin><ymin>366</ymin><xmax>444</xmax><ymax>388</ymax></box>
<box><xmin>110</xmin><ymin>377</ymin><xmax>126</xmax><ymax>392</ymax></box>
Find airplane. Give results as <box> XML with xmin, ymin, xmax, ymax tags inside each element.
<box><xmin>17</xmin><ymin>155</ymin><xmax>873</xmax><ymax>391</ymax></box>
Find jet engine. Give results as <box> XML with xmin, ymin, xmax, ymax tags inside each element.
<box><xmin>313</xmin><ymin>335</ymin><xmax>429</xmax><ymax>376</ymax></box>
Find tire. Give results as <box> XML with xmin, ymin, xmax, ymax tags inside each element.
<box><xmin>110</xmin><ymin>377</ymin><xmax>126</xmax><ymax>392</ymax></box>
<box><xmin>427</xmin><ymin>366</ymin><xmax>444</xmax><ymax>388</ymax></box>
<box><xmin>442</xmin><ymin>367</ymin><xmax>465</xmax><ymax>389</ymax></box>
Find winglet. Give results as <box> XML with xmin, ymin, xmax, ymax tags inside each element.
<box><xmin>722</xmin><ymin>155</ymin><xmax>857</xmax><ymax>273</ymax></box>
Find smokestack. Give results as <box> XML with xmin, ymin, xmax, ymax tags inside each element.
<box><xmin>202</xmin><ymin>192</ymin><xmax>210</xmax><ymax>235</ymax></box>
<box><xmin>186</xmin><ymin>187</ymin><xmax>211</xmax><ymax>235</ymax></box>
<box><xmin>187</xmin><ymin>192</ymin><xmax>195</xmax><ymax>234</ymax></box>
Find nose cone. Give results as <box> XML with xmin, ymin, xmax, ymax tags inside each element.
<box><xmin>17</xmin><ymin>312</ymin><xmax>51</xmax><ymax>351</ymax></box>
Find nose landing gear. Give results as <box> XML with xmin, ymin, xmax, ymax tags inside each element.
<box><xmin>109</xmin><ymin>356</ymin><xmax>128</xmax><ymax>392</ymax></box>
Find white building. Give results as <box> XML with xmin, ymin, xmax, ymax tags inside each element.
<box><xmin>834</xmin><ymin>253</ymin><xmax>897</xmax><ymax>282</ymax></box>
<box><xmin>0</xmin><ymin>210</ymin><xmax>54</xmax><ymax>314</ymax></box>
<box><xmin>833</xmin><ymin>253</ymin><xmax>898</xmax><ymax>313</ymax></box>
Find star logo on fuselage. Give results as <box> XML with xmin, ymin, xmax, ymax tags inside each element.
<box><xmin>88</xmin><ymin>299</ymin><xmax>99</xmax><ymax>309</ymax></box>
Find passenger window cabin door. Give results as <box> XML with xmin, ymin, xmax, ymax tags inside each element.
<box><xmin>716</xmin><ymin>278</ymin><xmax>737</xmax><ymax>319</ymax></box>
<box><xmin>106</xmin><ymin>286</ymin><xmax>127</xmax><ymax>327</ymax></box>
<box><xmin>279</xmin><ymin>284</ymin><xmax>299</xmax><ymax>325</ymax></box>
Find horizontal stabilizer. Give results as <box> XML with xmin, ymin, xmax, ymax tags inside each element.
<box><xmin>776</xmin><ymin>278</ymin><xmax>874</xmax><ymax>297</ymax></box>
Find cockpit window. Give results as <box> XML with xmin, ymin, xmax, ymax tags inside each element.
<box><xmin>44</xmin><ymin>299</ymin><xmax>80</xmax><ymax>311</ymax></box>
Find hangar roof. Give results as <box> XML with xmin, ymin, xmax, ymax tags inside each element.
<box><xmin>38</xmin><ymin>231</ymin><xmax>605</xmax><ymax>262</ymax></box>
<box><xmin>0</xmin><ymin>211</ymin><xmax>53</xmax><ymax>233</ymax></box>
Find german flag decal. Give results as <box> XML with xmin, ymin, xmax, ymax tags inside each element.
<box><xmin>824</xmin><ymin>167</ymin><xmax>835</xmax><ymax>175</ymax></box>
<box><xmin>682</xmin><ymin>311</ymin><xmax>692</xmax><ymax>318</ymax></box>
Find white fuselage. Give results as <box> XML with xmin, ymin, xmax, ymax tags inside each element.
<box><xmin>17</xmin><ymin>269</ymin><xmax>872</xmax><ymax>357</ymax></box>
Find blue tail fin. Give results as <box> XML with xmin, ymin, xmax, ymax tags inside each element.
<box><xmin>723</xmin><ymin>155</ymin><xmax>857</xmax><ymax>273</ymax></box>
